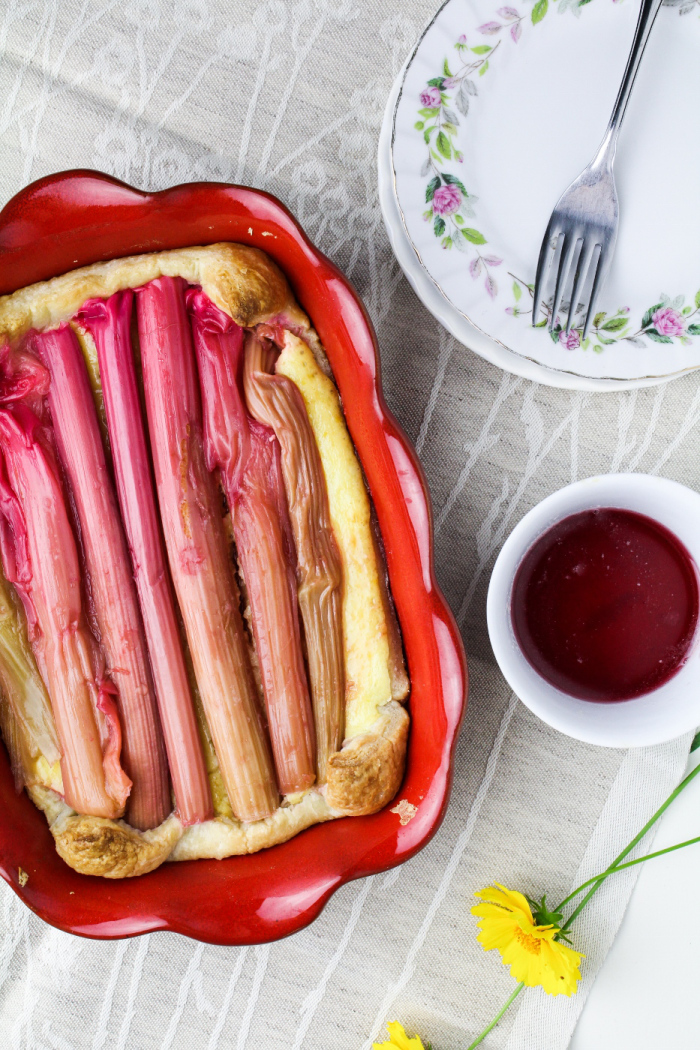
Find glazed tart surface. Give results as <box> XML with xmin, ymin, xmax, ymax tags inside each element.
<box><xmin>0</xmin><ymin>242</ymin><xmax>410</xmax><ymax>878</ymax></box>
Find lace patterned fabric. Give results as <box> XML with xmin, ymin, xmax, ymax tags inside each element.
<box><xmin>0</xmin><ymin>2</ymin><xmax>695</xmax><ymax>1047</ymax></box>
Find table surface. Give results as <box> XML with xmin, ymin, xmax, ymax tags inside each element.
<box><xmin>0</xmin><ymin>3</ymin><xmax>698</xmax><ymax>1048</ymax></box>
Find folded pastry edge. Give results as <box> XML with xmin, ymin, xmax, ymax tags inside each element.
<box><xmin>27</xmin><ymin>698</ymin><xmax>409</xmax><ymax>873</ymax></box>
<box><xmin>326</xmin><ymin>701</ymin><xmax>410</xmax><ymax>817</ymax></box>
<box><xmin>0</xmin><ymin>242</ymin><xmax>309</xmax><ymax>343</ymax></box>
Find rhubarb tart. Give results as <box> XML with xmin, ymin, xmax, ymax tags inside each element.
<box><xmin>0</xmin><ymin>243</ymin><xmax>410</xmax><ymax>879</ymax></box>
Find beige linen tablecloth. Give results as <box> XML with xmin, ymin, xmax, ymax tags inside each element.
<box><xmin>0</xmin><ymin>2</ymin><xmax>695</xmax><ymax>1048</ymax></box>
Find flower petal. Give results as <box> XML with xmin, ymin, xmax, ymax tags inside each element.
<box><xmin>472</xmin><ymin>883</ymin><xmax>583</xmax><ymax>997</ymax></box>
<box><xmin>373</xmin><ymin>1021</ymin><xmax>425</xmax><ymax>1050</ymax></box>
<box><xmin>474</xmin><ymin>884</ymin><xmax>535</xmax><ymax>923</ymax></box>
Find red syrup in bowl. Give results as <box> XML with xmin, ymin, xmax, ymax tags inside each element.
<box><xmin>511</xmin><ymin>508</ymin><xmax>700</xmax><ymax>702</ymax></box>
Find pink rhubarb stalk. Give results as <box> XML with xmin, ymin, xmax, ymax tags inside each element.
<box><xmin>136</xmin><ymin>276</ymin><xmax>278</xmax><ymax>822</ymax></box>
<box><xmin>0</xmin><ymin>404</ymin><xmax>130</xmax><ymax>817</ymax></box>
<box><xmin>32</xmin><ymin>324</ymin><xmax>170</xmax><ymax>830</ymax></box>
<box><xmin>188</xmin><ymin>289</ymin><xmax>316</xmax><ymax>794</ymax></box>
<box><xmin>234</xmin><ymin>421</ymin><xmax>317</xmax><ymax>791</ymax></box>
<box><xmin>243</xmin><ymin>334</ymin><xmax>345</xmax><ymax>782</ymax></box>
<box><xmin>78</xmin><ymin>292</ymin><xmax>213</xmax><ymax>826</ymax></box>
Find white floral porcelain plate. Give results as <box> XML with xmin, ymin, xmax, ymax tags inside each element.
<box><xmin>390</xmin><ymin>0</ymin><xmax>700</xmax><ymax>385</ymax></box>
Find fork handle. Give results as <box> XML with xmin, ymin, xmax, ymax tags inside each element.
<box><xmin>594</xmin><ymin>0</ymin><xmax>664</xmax><ymax>167</ymax></box>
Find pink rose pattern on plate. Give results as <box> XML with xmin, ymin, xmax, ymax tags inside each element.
<box><xmin>508</xmin><ymin>277</ymin><xmax>700</xmax><ymax>354</ymax></box>
<box><xmin>417</xmin><ymin>21</ymin><xmax>499</xmax><ymax>296</ymax></box>
<box><xmin>432</xmin><ymin>183</ymin><xmax>462</xmax><ymax>215</ymax></box>
<box><xmin>419</xmin><ymin>86</ymin><xmax>442</xmax><ymax>108</ymax></box>
<box><xmin>415</xmin><ymin>0</ymin><xmax>699</xmax><ymax>346</ymax></box>
<box><xmin>652</xmin><ymin>307</ymin><xmax>686</xmax><ymax>339</ymax></box>
<box><xmin>559</xmin><ymin>328</ymin><xmax>581</xmax><ymax>351</ymax></box>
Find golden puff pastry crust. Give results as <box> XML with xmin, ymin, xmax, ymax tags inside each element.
<box><xmin>0</xmin><ymin>243</ymin><xmax>309</xmax><ymax>343</ymax></box>
<box><xmin>53</xmin><ymin>814</ymin><xmax>184</xmax><ymax>879</ymax></box>
<box><xmin>4</xmin><ymin>244</ymin><xmax>410</xmax><ymax>876</ymax></box>
<box><xmin>170</xmin><ymin>790</ymin><xmax>334</xmax><ymax>862</ymax></box>
<box><xmin>326</xmin><ymin>702</ymin><xmax>410</xmax><ymax>817</ymax></box>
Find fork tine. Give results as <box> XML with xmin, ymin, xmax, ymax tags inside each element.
<box><xmin>566</xmin><ymin>239</ymin><xmax>592</xmax><ymax>334</ymax></box>
<box><xmin>550</xmin><ymin>234</ymin><xmax>580</xmax><ymax>333</ymax></box>
<box><xmin>532</xmin><ymin>228</ymin><xmax>559</xmax><ymax>327</ymax></box>
<box><xmin>582</xmin><ymin>244</ymin><xmax>605</xmax><ymax>341</ymax></box>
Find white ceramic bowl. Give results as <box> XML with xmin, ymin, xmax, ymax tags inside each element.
<box><xmin>487</xmin><ymin>474</ymin><xmax>700</xmax><ymax>748</ymax></box>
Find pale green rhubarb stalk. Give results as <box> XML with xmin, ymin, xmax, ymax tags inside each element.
<box><xmin>78</xmin><ymin>292</ymin><xmax>213</xmax><ymax>826</ymax></box>
<box><xmin>0</xmin><ymin>404</ymin><xmax>130</xmax><ymax>817</ymax></box>
<box><xmin>0</xmin><ymin>569</ymin><xmax>60</xmax><ymax>791</ymax></box>
<box><xmin>32</xmin><ymin>325</ymin><xmax>171</xmax><ymax>831</ymax></box>
<box><xmin>243</xmin><ymin>332</ymin><xmax>344</xmax><ymax>782</ymax></box>
<box><xmin>187</xmin><ymin>289</ymin><xmax>316</xmax><ymax>793</ymax></box>
<box><xmin>136</xmin><ymin>276</ymin><xmax>278</xmax><ymax>822</ymax></box>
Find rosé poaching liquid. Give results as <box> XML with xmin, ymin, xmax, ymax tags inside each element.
<box><xmin>511</xmin><ymin>508</ymin><xmax>699</xmax><ymax>702</ymax></box>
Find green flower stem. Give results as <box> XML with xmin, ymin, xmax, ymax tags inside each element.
<box><xmin>465</xmin><ymin>983</ymin><xmax>525</xmax><ymax>1050</ymax></box>
<box><xmin>557</xmin><ymin>758</ymin><xmax>700</xmax><ymax>933</ymax></box>
<box><xmin>555</xmin><ymin>834</ymin><xmax>700</xmax><ymax>913</ymax></box>
<box><xmin>457</xmin><ymin>744</ymin><xmax>700</xmax><ymax>1050</ymax></box>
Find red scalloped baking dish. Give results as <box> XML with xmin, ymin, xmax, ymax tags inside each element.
<box><xmin>0</xmin><ymin>171</ymin><xmax>467</xmax><ymax>945</ymax></box>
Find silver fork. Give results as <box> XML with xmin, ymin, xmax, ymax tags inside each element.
<box><xmin>532</xmin><ymin>0</ymin><xmax>664</xmax><ymax>337</ymax></box>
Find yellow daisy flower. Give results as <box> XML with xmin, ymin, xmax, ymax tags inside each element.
<box><xmin>372</xmin><ymin>1020</ymin><xmax>428</xmax><ymax>1050</ymax></box>
<box><xmin>472</xmin><ymin>884</ymin><xmax>583</xmax><ymax>997</ymax></box>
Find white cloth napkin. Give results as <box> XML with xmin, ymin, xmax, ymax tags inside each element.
<box><xmin>0</xmin><ymin>3</ymin><xmax>697</xmax><ymax>1048</ymax></box>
